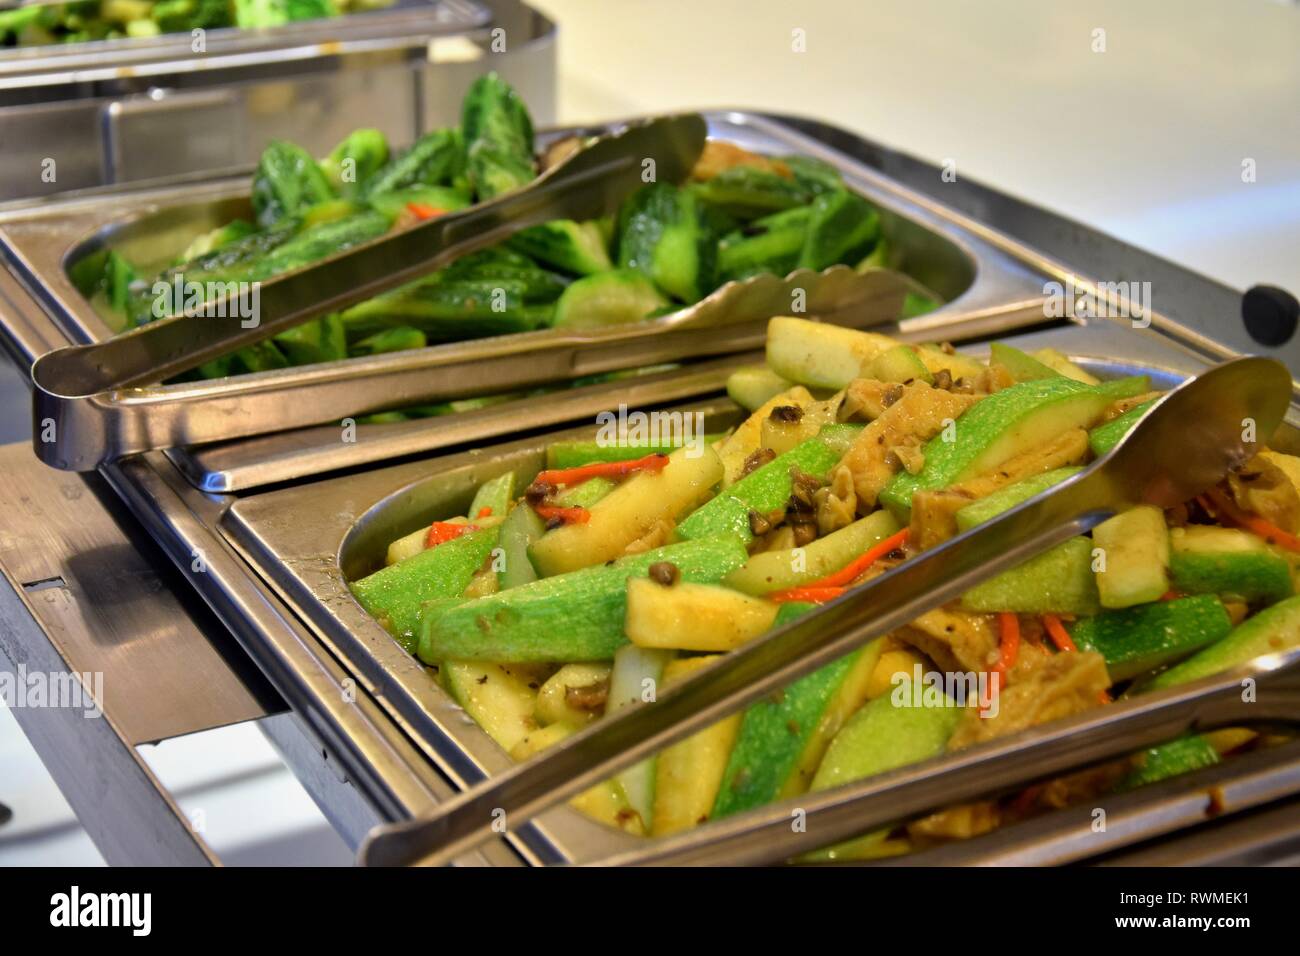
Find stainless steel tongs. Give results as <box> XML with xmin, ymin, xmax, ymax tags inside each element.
<box><xmin>30</xmin><ymin>113</ymin><xmax>917</xmax><ymax>471</ymax></box>
<box><xmin>30</xmin><ymin>112</ymin><xmax>706</xmax><ymax>470</ymax></box>
<box><xmin>357</xmin><ymin>355</ymin><xmax>1298</xmax><ymax>866</ymax></box>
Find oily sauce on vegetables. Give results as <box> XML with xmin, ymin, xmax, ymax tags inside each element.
<box><xmin>350</xmin><ymin>318</ymin><xmax>1300</xmax><ymax>858</ymax></box>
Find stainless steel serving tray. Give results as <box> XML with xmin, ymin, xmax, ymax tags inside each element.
<box><xmin>0</xmin><ymin>0</ymin><xmax>485</xmax><ymax>85</ymax></box>
<box><xmin>219</xmin><ymin>317</ymin><xmax>1300</xmax><ymax>864</ymax></box>
<box><xmin>0</xmin><ymin>0</ymin><xmax>556</xmax><ymax>197</ymax></box>
<box><xmin>0</xmin><ymin>111</ymin><xmax>1053</xmax><ymax>490</ymax></box>
<box><xmin>6</xmin><ymin>109</ymin><xmax>1296</xmax><ymax>865</ymax></box>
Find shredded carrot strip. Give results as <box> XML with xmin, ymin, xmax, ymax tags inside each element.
<box><xmin>425</xmin><ymin>506</ymin><xmax>494</xmax><ymax>547</ymax></box>
<box><xmin>1159</xmin><ymin>590</ymin><xmax>1182</xmax><ymax>602</ymax></box>
<box><xmin>1097</xmin><ymin>690</ymin><xmax>1113</xmax><ymax>706</ymax></box>
<box><xmin>532</xmin><ymin>504</ymin><xmax>591</xmax><ymax>525</ymax></box>
<box><xmin>406</xmin><ymin>203</ymin><xmax>445</xmax><ymax>220</ymax></box>
<box><xmin>993</xmin><ymin>612</ymin><xmax>1020</xmax><ymax>679</ymax></box>
<box><xmin>535</xmin><ymin>453</ymin><xmax>670</xmax><ymax>488</ymax></box>
<box><xmin>1204</xmin><ymin>487</ymin><xmax>1300</xmax><ymax>553</ymax></box>
<box><xmin>982</xmin><ymin>616</ymin><xmax>1020</xmax><ymax>716</ymax></box>
<box><xmin>807</xmin><ymin>529</ymin><xmax>913</xmax><ymax>590</ymax></box>
<box><xmin>768</xmin><ymin>529</ymin><xmax>911</xmax><ymax>604</ymax></box>
<box><xmin>425</xmin><ymin>521</ymin><xmax>476</xmax><ymax>547</ymax></box>
<box><xmin>1042</xmin><ymin>613</ymin><xmax>1077</xmax><ymax>653</ymax></box>
<box><xmin>769</xmin><ymin>585</ymin><xmax>846</xmax><ymax>605</ymax></box>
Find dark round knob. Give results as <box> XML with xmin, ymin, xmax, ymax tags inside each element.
<box><xmin>1242</xmin><ymin>284</ymin><xmax>1299</xmax><ymax>347</ymax></box>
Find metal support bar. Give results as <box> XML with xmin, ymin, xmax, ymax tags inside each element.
<box><xmin>0</xmin><ymin>570</ymin><xmax>218</xmax><ymax>866</ymax></box>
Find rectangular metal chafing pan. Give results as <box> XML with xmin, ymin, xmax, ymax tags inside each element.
<box><xmin>219</xmin><ymin>316</ymin><xmax>1300</xmax><ymax>865</ymax></box>
<box><xmin>0</xmin><ymin>0</ymin><xmax>485</xmax><ymax>85</ymax></box>
<box><xmin>1</xmin><ymin>111</ymin><xmax>1056</xmax><ymax>490</ymax></box>
<box><xmin>0</xmin><ymin>0</ymin><xmax>556</xmax><ymax>198</ymax></box>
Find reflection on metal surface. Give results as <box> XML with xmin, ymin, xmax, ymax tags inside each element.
<box><xmin>176</xmin><ymin>354</ymin><xmax>756</xmax><ymax>492</ymax></box>
<box><xmin>0</xmin><ymin>443</ymin><xmax>280</xmax><ymax>744</ymax></box>
<box><xmin>102</xmin><ymin>452</ymin><xmax>528</xmax><ymax>862</ymax></box>
<box><xmin>224</xmin><ymin>404</ymin><xmax>750</xmax><ymax>863</ymax></box>
<box><xmin>177</xmin><ymin>295</ymin><xmax>1037</xmax><ymax>493</ymax></box>
<box><xmin>589</xmin><ymin>651</ymin><xmax>1300</xmax><ymax>868</ymax></box>
<box><xmin>0</xmin><ymin>0</ymin><xmax>487</xmax><ymax>81</ymax></box>
<box><xmin>1098</xmin><ymin>793</ymin><xmax>1300</xmax><ymax>867</ymax></box>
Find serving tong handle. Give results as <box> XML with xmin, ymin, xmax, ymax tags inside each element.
<box><xmin>30</xmin><ymin>110</ymin><xmax>931</xmax><ymax>473</ymax></box>
<box><xmin>358</xmin><ymin>355</ymin><xmax>1293</xmax><ymax>867</ymax></box>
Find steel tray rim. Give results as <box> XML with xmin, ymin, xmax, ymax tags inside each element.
<box><xmin>0</xmin><ymin>0</ymin><xmax>491</xmax><ymax>85</ymax></box>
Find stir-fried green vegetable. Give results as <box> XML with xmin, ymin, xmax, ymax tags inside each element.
<box><xmin>86</xmin><ymin>75</ymin><xmax>905</xmax><ymax>420</ymax></box>
<box><xmin>350</xmin><ymin>315</ymin><xmax>1300</xmax><ymax>855</ymax></box>
<box><xmin>616</xmin><ymin>182</ymin><xmax>715</xmax><ymax>303</ymax></box>
<box><xmin>320</xmin><ymin>128</ymin><xmax>389</xmax><ymax>198</ymax></box>
<box><xmin>460</xmin><ymin>73</ymin><xmax>534</xmax><ymax>199</ymax></box>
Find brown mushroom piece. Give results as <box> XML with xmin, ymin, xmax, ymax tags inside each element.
<box><xmin>1228</xmin><ymin>455</ymin><xmax>1300</xmax><ymax>533</ymax></box>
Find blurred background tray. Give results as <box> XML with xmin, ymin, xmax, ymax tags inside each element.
<box><xmin>0</xmin><ymin>0</ymin><xmax>555</xmax><ymax>199</ymax></box>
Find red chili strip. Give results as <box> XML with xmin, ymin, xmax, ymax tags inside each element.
<box><xmin>767</xmin><ymin>528</ymin><xmax>911</xmax><ymax>604</ymax></box>
<box><xmin>406</xmin><ymin>203</ymin><xmax>445</xmax><ymax>220</ymax></box>
<box><xmin>768</xmin><ymin>586</ymin><xmax>846</xmax><ymax>605</ymax></box>
<box><xmin>532</xmin><ymin>504</ymin><xmax>591</xmax><ymax>525</ymax></box>
<box><xmin>426</xmin><ymin>521</ymin><xmax>476</xmax><ymax>547</ymax></box>
<box><xmin>993</xmin><ymin>612</ymin><xmax>1021</xmax><ymax>679</ymax></box>
<box><xmin>535</xmin><ymin>452</ymin><xmax>670</xmax><ymax>488</ymax></box>
<box><xmin>1041</xmin><ymin>613</ymin><xmax>1078</xmax><ymax>653</ymax></box>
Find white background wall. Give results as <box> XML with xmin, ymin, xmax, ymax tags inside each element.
<box><xmin>535</xmin><ymin>0</ymin><xmax>1300</xmax><ymax>300</ymax></box>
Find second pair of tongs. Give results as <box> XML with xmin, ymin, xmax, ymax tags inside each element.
<box><xmin>32</xmin><ymin>112</ymin><xmax>915</xmax><ymax>472</ymax></box>
<box><xmin>31</xmin><ymin>113</ymin><xmax>709</xmax><ymax>470</ymax></box>
<box><xmin>358</xmin><ymin>354</ymin><xmax>1295</xmax><ymax>866</ymax></box>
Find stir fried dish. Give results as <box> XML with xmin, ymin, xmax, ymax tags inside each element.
<box><xmin>350</xmin><ymin>318</ymin><xmax>1300</xmax><ymax>858</ymax></box>
<box><xmin>0</xmin><ymin>0</ymin><xmax>391</xmax><ymax>47</ymax></box>
<box><xmin>74</xmin><ymin>74</ymin><xmax>916</xmax><ymax>422</ymax></box>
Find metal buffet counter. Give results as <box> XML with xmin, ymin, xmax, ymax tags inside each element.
<box><xmin>0</xmin><ymin>91</ymin><xmax>1298</xmax><ymax>864</ymax></box>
